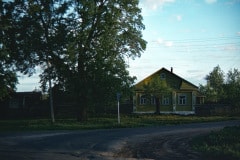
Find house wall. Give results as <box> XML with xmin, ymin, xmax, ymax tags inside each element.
<box><xmin>134</xmin><ymin>91</ymin><xmax>196</xmax><ymax>113</ymax></box>
<box><xmin>175</xmin><ymin>92</ymin><xmax>193</xmax><ymax>111</ymax></box>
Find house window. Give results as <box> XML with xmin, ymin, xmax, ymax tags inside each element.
<box><xmin>140</xmin><ymin>95</ymin><xmax>147</xmax><ymax>105</ymax></box>
<box><xmin>162</xmin><ymin>97</ymin><xmax>169</xmax><ymax>105</ymax></box>
<box><xmin>178</xmin><ymin>95</ymin><xmax>186</xmax><ymax>105</ymax></box>
<box><xmin>160</xmin><ymin>73</ymin><xmax>166</xmax><ymax>80</ymax></box>
<box><xmin>151</xmin><ymin>96</ymin><xmax>156</xmax><ymax>105</ymax></box>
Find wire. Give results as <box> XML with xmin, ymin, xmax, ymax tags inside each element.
<box><xmin>146</xmin><ymin>36</ymin><xmax>240</xmax><ymax>52</ymax></box>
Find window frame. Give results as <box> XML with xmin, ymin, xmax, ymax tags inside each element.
<box><xmin>178</xmin><ymin>94</ymin><xmax>187</xmax><ymax>105</ymax></box>
<box><xmin>140</xmin><ymin>95</ymin><xmax>147</xmax><ymax>105</ymax></box>
<box><xmin>162</xmin><ymin>96</ymin><xmax>170</xmax><ymax>105</ymax></box>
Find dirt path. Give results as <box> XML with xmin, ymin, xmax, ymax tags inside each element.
<box><xmin>116</xmin><ymin>128</ymin><xmax>210</xmax><ymax>160</ymax></box>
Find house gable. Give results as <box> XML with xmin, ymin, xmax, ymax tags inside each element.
<box><xmin>134</xmin><ymin>67</ymin><xmax>198</xmax><ymax>91</ymax></box>
<box><xmin>180</xmin><ymin>80</ymin><xmax>198</xmax><ymax>90</ymax></box>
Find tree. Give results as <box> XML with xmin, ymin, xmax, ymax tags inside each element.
<box><xmin>205</xmin><ymin>65</ymin><xmax>224</xmax><ymax>102</ymax></box>
<box><xmin>2</xmin><ymin>0</ymin><xmax>146</xmax><ymax>121</ymax></box>
<box><xmin>59</xmin><ymin>0</ymin><xmax>146</xmax><ymax>121</ymax></box>
<box><xmin>224</xmin><ymin>68</ymin><xmax>240</xmax><ymax>108</ymax></box>
<box><xmin>0</xmin><ymin>1</ymin><xmax>19</xmax><ymax>99</ymax></box>
<box><xmin>199</xmin><ymin>84</ymin><xmax>217</xmax><ymax>103</ymax></box>
<box><xmin>1</xmin><ymin>0</ymin><xmax>73</xmax><ymax>122</ymax></box>
<box><xmin>200</xmin><ymin>66</ymin><xmax>240</xmax><ymax>109</ymax></box>
<box><xmin>143</xmin><ymin>76</ymin><xmax>172</xmax><ymax>114</ymax></box>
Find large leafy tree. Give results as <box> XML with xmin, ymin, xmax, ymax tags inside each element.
<box><xmin>2</xmin><ymin>0</ymin><xmax>146</xmax><ymax>121</ymax></box>
<box><xmin>63</xmin><ymin>0</ymin><xmax>146</xmax><ymax>121</ymax></box>
<box><xmin>1</xmin><ymin>0</ymin><xmax>73</xmax><ymax>122</ymax></box>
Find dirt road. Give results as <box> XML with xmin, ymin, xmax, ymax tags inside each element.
<box><xmin>0</xmin><ymin>120</ymin><xmax>239</xmax><ymax>160</ymax></box>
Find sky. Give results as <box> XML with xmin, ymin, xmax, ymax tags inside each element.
<box><xmin>17</xmin><ymin>0</ymin><xmax>240</xmax><ymax>91</ymax></box>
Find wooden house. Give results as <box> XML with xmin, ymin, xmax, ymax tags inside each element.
<box><xmin>133</xmin><ymin>67</ymin><xmax>204</xmax><ymax>114</ymax></box>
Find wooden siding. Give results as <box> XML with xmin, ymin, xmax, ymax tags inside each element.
<box><xmin>134</xmin><ymin>68</ymin><xmax>203</xmax><ymax>113</ymax></box>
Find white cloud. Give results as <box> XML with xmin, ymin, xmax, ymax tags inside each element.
<box><xmin>165</xmin><ymin>41</ymin><xmax>173</xmax><ymax>47</ymax></box>
<box><xmin>176</xmin><ymin>15</ymin><xmax>182</xmax><ymax>21</ymax></box>
<box><xmin>155</xmin><ymin>38</ymin><xmax>173</xmax><ymax>47</ymax></box>
<box><xmin>141</xmin><ymin>0</ymin><xmax>175</xmax><ymax>10</ymax></box>
<box><xmin>237</xmin><ymin>32</ymin><xmax>240</xmax><ymax>36</ymax></box>
<box><xmin>157</xmin><ymin>38</ymin><xmax>164</xmax><ymax>44</ymax></box>
<box><xmin>223</xmin><ymin>45</ymin><xmax>240</xmax><ymax>51</ymax></box>
<box><xmin>205</xmin><ymin>0</ymin><xmax>217</xmax><ymax>4</ymax></box>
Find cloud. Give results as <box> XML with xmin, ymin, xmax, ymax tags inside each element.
<box><xmin>141</xmin><ymin>0</ymin><xmax>175</xmax><ymax>10</ymax></box>
<box><xmin>205</xmin><ymin>0</ymin><xmax>217</xmax><ymax>4</ymax></box>
<box><xmin>155</xmin><ymin>38</ymin><xmax>173</xmax><ymax>47</ymax></box>
<box><xmin>165</xmin><ymin>41</ymin><xmax>173</xmax><ymax>47</ymax></box>
<box><xmin>237</xmin><ymin>32</ymin><xmax>240</xmax><ymax>36</ymax></box>
<box><xmin>157</xmin><ymin>38</ymin><xmax>164</xmax><ymax>44</ymax></box>
<box><xmin>223</xmin><ymin>45</ymin><xmax>240</xmax><ymax>51</ymax></box>
<box><xmin>176</xmin><ymin>15</ymin><xmax>182</xmax><ymax>21</ymax></box>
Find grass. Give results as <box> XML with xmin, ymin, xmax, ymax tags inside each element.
<box><xmin>191</xmin><ymin>126</ymin><xmax>240</xmax><ymax>160</ymax></box>
<box><xmin>0</xmin><ymin>114</ymin><xmax>239</xmax><ymax>131</ymax></box>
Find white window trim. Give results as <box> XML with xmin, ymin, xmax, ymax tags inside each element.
<box><xmin>162</xmin><ymin>97</ymin><xmax>169</xmax><ymax>105</ymax></box>
<box><xmin>140</xmin><ymin>95</ymin><xmax>147</xmax><ymax>105</ymax></box>
<box><xmin>151</xmin><ymin>96</ymin><xmax>156</xmax><ymax>105</ymax></box>
<box><xmin>178</xmin><ymin>94</ymin><xmax>187</xmax><ymax>105</ymax></box>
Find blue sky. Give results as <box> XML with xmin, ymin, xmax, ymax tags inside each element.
<box><xmin>17</xmin><ymin>0</ymin><xmax>240</xmax><ymax>91</ymax></box>
<box><xmin>128</xmin><ymin>0</ymin><xmax>240</xmax><ymax>85</ymax></box>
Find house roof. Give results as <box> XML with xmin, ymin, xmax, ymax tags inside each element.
<box><xmin>135</xmin><ymin>67</ymin><xmax>199</xmax><ymax>90</ymax></box>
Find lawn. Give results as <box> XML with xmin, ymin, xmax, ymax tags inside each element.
<box><xmin>191</xmin><ymin>126</ymin><xmax>240</xmax><ymax>160</ymax></box>
<box><xmin>0</xmin><ymin>114</ymin><xmax>238</xmax><ymax>131</ymax></box>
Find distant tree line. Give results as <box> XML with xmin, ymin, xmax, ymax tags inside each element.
<box><xmin>199</xmin><ymin>65</ymin><xmax>240</xmax><ymax>109</ymax></box>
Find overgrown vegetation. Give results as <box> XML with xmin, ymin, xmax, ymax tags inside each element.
<box><xmin>191</xmin><ymin>126</ymin><xmax>240</xmax><ymax>160</ymax></box>
<box><xmin>200</xmin><ymin>66</ymin><xmax>240</xmax><ymax>109</ymax></box>
<box><xmin>0</xmin><ymin>114</ymin><xmax>238</xmax><ymax>131</ymax></box>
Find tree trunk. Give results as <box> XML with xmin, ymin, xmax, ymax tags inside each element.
<box><xmin>155</xmin><ymin>97</ymin><xmax>160</xmax><ymax>114</ymax></box>
<box><xmin>76</xmin><ymin>95</ymin><xmax>88</xmax><ymax>122</ymax></box>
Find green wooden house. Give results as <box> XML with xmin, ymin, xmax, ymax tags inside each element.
<box><xmin>133</xmin><ymin>67</ymin><xmax>204</xmax><ymax>114</ymax></box>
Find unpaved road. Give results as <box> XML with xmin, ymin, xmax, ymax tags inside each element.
<box><xmin>0</xmin><ymin>120</ymin><xmax>239</xmax><ymax>160</ymax></box>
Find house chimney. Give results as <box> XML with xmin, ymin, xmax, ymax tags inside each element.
<box><xmin>171</xmin><ymin>67</ymin><xmax>173</xmax><ymax>73</ymax></box>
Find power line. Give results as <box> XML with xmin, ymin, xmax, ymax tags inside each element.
<box><xmin>147</xmin><ymin>36</ymin><xmax>240</xmax><ymax>52</ymax></box>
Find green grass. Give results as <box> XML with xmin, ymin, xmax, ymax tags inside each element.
<box><xmin>0</xmin><ymin>114</ymin><xmax>239</xmax><ymax>131</ymax></box>
<box><xmin>191</xmin><ymin>126</ymin><xmax>240</xmax><ymax>160</ymax></box>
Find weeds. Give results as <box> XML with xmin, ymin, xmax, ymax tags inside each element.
<box><xmin>191</xmin><ymin>126</ymin><xmax>240</xmax><ymax>160</ymax></box>
<box><xmin>0</xmin><ymin>114</ymin><xmax>238</xmax><ymax>131</ymax></box>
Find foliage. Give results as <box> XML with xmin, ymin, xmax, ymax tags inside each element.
<box><xmin>0</xmin><ymin>1</ymin><xmax>19</xmax><ymax>99</ymax></box>
<box><xmin>191</xmin><ymin>126</ymin><xmax>240</xmax><ymax>160</ymax></box>
<box><xmin>1</xmin><ymin>0</ymin><xmax>147</xmax><ymax>121</ymax></box>
<box><xmin>200</xmin><ymin>66</ymin><xmax>240</xmax><ymax>109</ymax></box>
<box><xmin>223</xmin><ymin>69</ymin><xmax>240</xmax><ymax>108</ymax></box>
<box><xmin>204</xmin><ymin>65</ymin><xmax>224</xmax><ymax>102</ymax></box>
<box><xmin>143</xmin><ymin>76</ymin><xmax>172</xmax><ymax>114</ymax></box>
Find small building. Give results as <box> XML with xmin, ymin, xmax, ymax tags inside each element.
<box><xmin>0</xmin><ymin>91</ymin><xmax>43</xmax><ymax>119</ymax></box>
<box><xmin>7</xmin><ymin>92</ymin><xmax>42</xmax><ymax>109</ymax></box>
<box><xmin>133</xmin><ymin>67</ymin><xmax>204</xmax><ymax>115</ymax></box>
